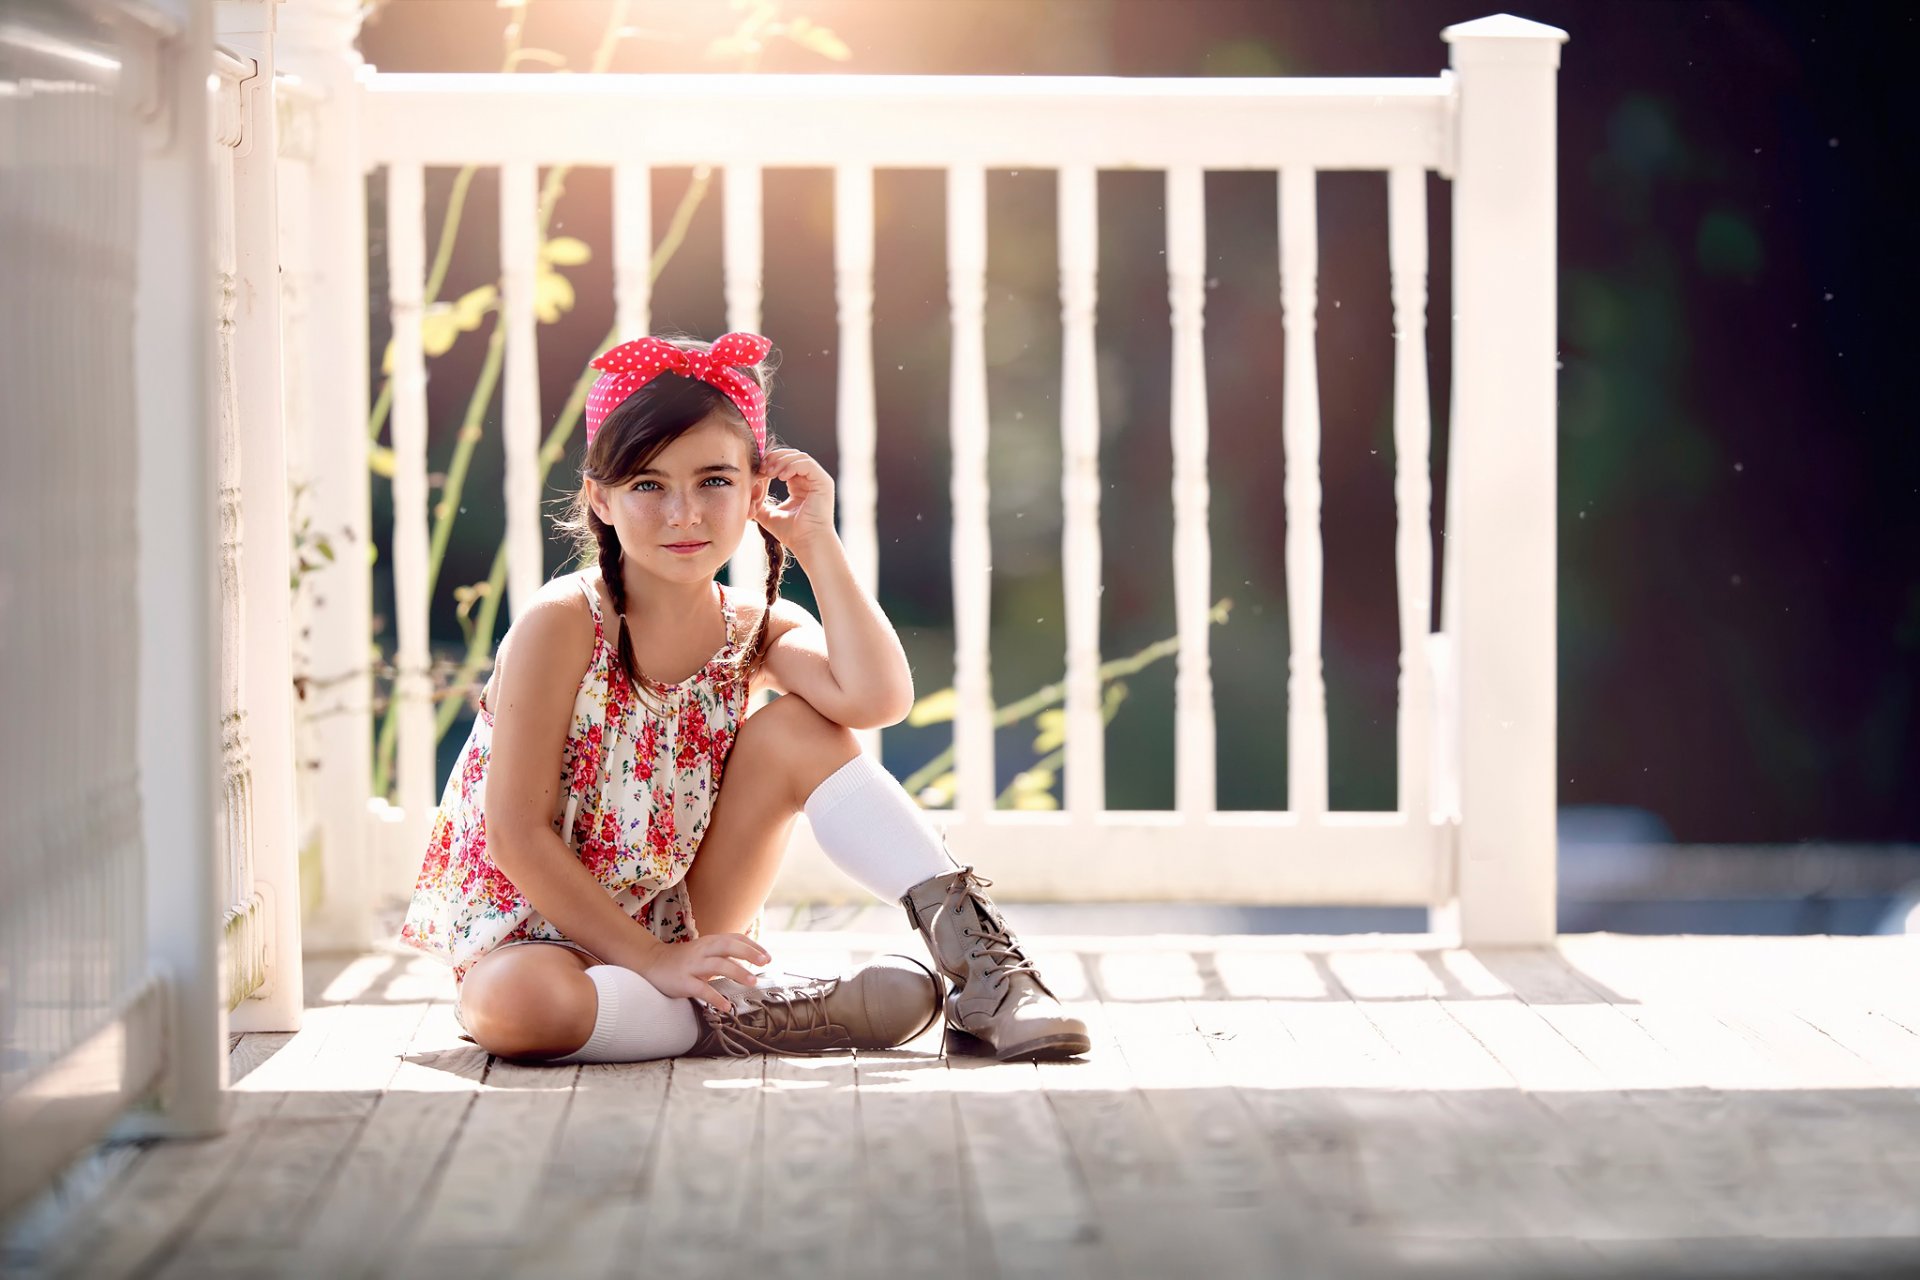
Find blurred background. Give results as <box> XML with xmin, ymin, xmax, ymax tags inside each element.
<box><xmin>352</xmin><ymin>0</ymin><xmax>1920</xmax><ymax>933</ymax></box>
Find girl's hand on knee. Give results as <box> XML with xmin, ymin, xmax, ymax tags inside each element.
<box><xmin>638</xmin><ymin>934</ymin><xmax>772</xmax><ymax>1013</ymax></box>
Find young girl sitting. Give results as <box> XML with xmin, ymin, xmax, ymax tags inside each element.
<box><xmin>400</xmin><ymin>331</ymin><xmax>1090</xmax><ymax>1064</ymax></box>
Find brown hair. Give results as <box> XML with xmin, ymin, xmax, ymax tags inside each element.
<box><xmin>557</xmin><ymin>335</ymin><xmax>786</xmax><ymax>698</ymax></box>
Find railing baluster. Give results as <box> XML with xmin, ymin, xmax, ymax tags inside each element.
<box><xmin>1279</xmin><ymin>166</ymin><xmax>1328</xmax><ymax>820</ymax></box>
<box><xmin>386</xmin><ymin>162</ymin><xmax>435</xmax><ymax>857</ymax></box>
<box><xmin>834</xmin><ymin>165</ymin><xmax>880</xmax><ymax>758</ymax></box>
<box><xmin>1166</xmin><ymin>166</ymin><xmax>1215</xmax><ymax>818</ymax></box>
<box><xmin>500</xmin><ymin>161</ymin><xmax>543</xmax><ymax>616</ymax></box>
<box><xmin>1389</xmin><ymin>166</ymin><xmax>1434</xmax><ymax>825</ymax></box>
<box><xmin>724</xmin><ymin>164</ymin><xmax>768</xmax><ymax>599</ymax></box>
<box><xmin>1058</xmin><ymin>165</ymin><xmax>1104</xmax><ymax>817</ymax></box>
<box><xmin>948</xmin><ymin>165</ymin><xmax>993</xmax><ymax>818</ymax></box>
<box><xmin>613</xmin><ymin>163</ymin><xmax>652</xmax><ymax>341</ymax></box>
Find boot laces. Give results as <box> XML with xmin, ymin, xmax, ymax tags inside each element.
<box><xmin>703</xmin><ymin>971</ymin><xmax>844</xmax><ymax>1055</ymax></box>
<box><xmin>943</xmin><ymin>871</ymin><xmax>1047</xmax><ymax>997</ymax></box>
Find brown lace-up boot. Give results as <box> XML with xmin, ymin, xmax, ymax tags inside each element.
<box><xmin>901</xmin><ymin>866</ymin><xmax>1091</xmax><ymax>1061</ymax></box>
<box><xmin>685</xmin><ymin>954</ymin><xmax>942</xmax><ymax>1057</ymax></box>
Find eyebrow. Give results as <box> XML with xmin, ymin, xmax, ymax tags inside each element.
<box><xmin>634</xmin><ymin>463</ymin><xmax>742</xmax><ymax>477</ymax></box>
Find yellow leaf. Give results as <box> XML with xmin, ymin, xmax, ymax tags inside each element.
<box><xmin>706</xmin><ymin>34</ymin><xmax>756</xmax><ymax>60</ymax></box>
<box><xmin>792</xmin><ymin>22</ymin><xmax>851</xmax><ymax>61</ymax></box>
<box><xmin>368</xmin><ymin>444</ymin><xmax>396</xmax><ymax>477</ymax></box>
<box><xmin>534</xmin><ymin>267</ymin><xmax>575</xmax><ymax>324</ymax></box>
<box><xmin>1033</xmin><ymin>708</ymin><xmax>1066</xmax><ymax>754</ymax></box>
<box><xmin>916</xmin><ymin>772</ymin><xmax>956</xmax><ymax>809</ymax></box>
<box><xmin>453</xmin><ymin>284</ymin><xmax>497</xmax><ymax>329</ymax></box>
<box><xmin>380</xmin><ymin>337</ymin><xmax>393</xmax><ymax>376</ymax></box>
<box><xmin>421</xmin><ymin>306</ymin><xmax>460</xmax><ymax>357</ymax></box>
<box><xmin>907</xmin><ymin>687</ymin><xmax>958</xmax><ymax>727</ymax></box>
<box><xmin>1007</xmin><ymin>768</ymin><xmax>1059</xmax><ymax>811</ymax></box>
<box><xmin>539</xmin><ymin>236</ymin><xmax>592</xmax><ymax>266</ymax></box>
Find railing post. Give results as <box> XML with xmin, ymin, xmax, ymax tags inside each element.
<box><xmin>215</xmin><ymin>0</ymin><xmax>304</xmax><ymax>1031</ymax></box>
<box><xmin>278</xmin><ymin>0</ymin><xmax>374</xmax><ymax>950</ymax></box>
<box><xmin>1434</xmin><ymin>14</ymin><xmax>1568</xmax><ymax>945</ymax></box>
<box><xmin>138</xmin><ymin>0</ymin><xmax>227</xmax><ymax>1137</ymax></box>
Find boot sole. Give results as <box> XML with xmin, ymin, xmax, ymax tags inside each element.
<box><xmin>946</xmin><ymin>1027</ymin><xmax>1092</xmax><ymax>1061</ymax></box>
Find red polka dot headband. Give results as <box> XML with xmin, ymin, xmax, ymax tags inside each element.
<box><xmin>584</xmin><ymin>331</ymin><xmax>772</xmax><ymax>451</ymax></box>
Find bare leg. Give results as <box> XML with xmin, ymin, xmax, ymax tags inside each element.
<box><xmin>683</xmin><ymin>693</ymin><xmax>860</xmax><ymax>937</ymax></box>
<box><xmin>459</xmin><ymin>696</ymin><xmax>855</xmax><ymax>1058</ymax></box>
<box><xmin>457</xmin><ymin>942</ymin><xmax>597</xmax><ymax>1060</ymax></box>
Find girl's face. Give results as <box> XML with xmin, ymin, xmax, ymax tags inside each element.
<box><xmin>587</xmin><ymin>411</ymin><xmax>768</xmax><ymax>587</ymax></box>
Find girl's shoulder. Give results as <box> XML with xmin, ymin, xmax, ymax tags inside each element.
<box><xmin>484</xmin><ymin>573</ymin><xmax>600</xmax><ymax>708</ymax></box>
<box><xmin>726</xmin><ymin>591</ymin><xmax>812</xmax><ymax>649</ymax></box>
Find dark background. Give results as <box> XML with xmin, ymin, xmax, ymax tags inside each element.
<box><xmin>358</xmin><ymin>0</ymin><xmax>1920</xmax><ymax>843</ymax></box>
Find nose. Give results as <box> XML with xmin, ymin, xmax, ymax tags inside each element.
<box><xmin>663</xmin><ymin>490</ymin><xmax>700</xmax><ymax>529</ymax></box>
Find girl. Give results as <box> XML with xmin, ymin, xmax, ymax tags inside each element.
<box><xmin>400</xmin><ymin>331</ymin><xmax>1090</xmax><ymax>1064</ymax></box>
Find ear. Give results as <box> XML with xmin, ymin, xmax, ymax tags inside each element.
<box><xmin>585</xmin><ymin>476</ymin><xmax>615</xmax><ymax>524</ymax></box>
<box><xmin>749</xmin><ymin>472</ymin><xmax>771</xmax><ymax>513</ymax></box>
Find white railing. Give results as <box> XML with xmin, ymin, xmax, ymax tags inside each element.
<box><xmin>304</xmin><ymin>14</ymin><xmax>1565</xmax><ymax>946</ymax></box>
<box><xmin>210</xmin><ymin>0</ymin><xmax>303</xmax><ymax>1031</ymax></box>
<box><xmin>1</xmin><ymin>0</ymin><xmax>227</xmax><ymax>1213</ymax></box>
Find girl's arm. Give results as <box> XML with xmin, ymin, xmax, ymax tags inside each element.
<box><xmin>483</xmin><ymin>588</ymin><xmax>672</xmax><ymax>974</ymax></box>
<box><xmin>753</xmin><ymin>446</ymin><xmax>915</xmax><ymax>729</ymax></box>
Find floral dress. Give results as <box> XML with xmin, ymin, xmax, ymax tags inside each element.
<box><xmin>400</xmin><ymin>574</ymin><xmax>755</xmax><ymax>984</ymax></box>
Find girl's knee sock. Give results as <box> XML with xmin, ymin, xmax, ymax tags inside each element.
<box><xmin>803</xmin><ymin>754</ymin><xmax>962</xmax><ymax>902</ymax></box>
<box><xmin>552</xmin><ymin>964</ymin><xmax>701</xmax><ymax>1063</ymax></box>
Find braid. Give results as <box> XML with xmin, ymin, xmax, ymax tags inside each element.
<box><xmin>594</xmin><ymin>517</ymin><xmax>643</xmax><ymax>691</ymax></box>
<box><xmin>749</xmin><ymin>524</ymin><xmax>788</xmax><ymax>673</ymax></box>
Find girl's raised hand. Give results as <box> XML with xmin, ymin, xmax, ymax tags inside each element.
<box><xmin>637</xmin><ymin>932</ymin><xmax>772</xmax><ymax>1013</ymax></box>
<box><xmin>754</xmin><ymin>447</ymin><xmax>837</xmax><ymax>557</ymax></box>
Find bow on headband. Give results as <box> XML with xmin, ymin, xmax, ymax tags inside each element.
<box><xmin>584</xmin><ymin>331</ymin><xmax>772</xmax><ymax>451</ymax></box>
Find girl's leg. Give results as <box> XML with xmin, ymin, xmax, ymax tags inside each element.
<box><xmin>683</xmin><ymin>692</ymin><xmax>861</xmax><ymax>936</ymax></box>
<box><xmin>457</xmin><ymin>942</ymin><xmax>598</xmax><ymax>1060</ymax></box>
<box><xmin>459</xmin><ymin>942</ymin><xmax>702</xmax><ymax>1063</ymax></box>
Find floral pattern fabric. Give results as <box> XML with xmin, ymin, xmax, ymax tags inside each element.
<box><xmin>400</xmin><ymin>574</ymin><xmax>753</xmax><ymax>984</ymax></box>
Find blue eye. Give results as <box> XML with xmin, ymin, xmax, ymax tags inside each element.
<box><xmin>634</xmin><ymin>480</ymin><xmax>661</xmax><ymax>492</ymax></box>
<box><xmin>703</xmin><ymin>476</ymin><xmax>733</xmax><ymax>487</ymax></box>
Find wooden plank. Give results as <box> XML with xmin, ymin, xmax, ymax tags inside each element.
<box><xmin>849</xmin><ymin>1040</ymin><xmax>972</xmax><ymax>1279</ymax></box>
<box><xmin>296</xmin><ymin>998</ymin><xmax>488</xmax><ymax>1276</ymax></box>
<box><xmin>1027</xmin><ymin>954</ymin><xmax>1210</xmax><ymax>1276</ymax></box>
<box><xmin>948</xmin><ymin>1054</ymin><xmax>1103</xmax><ymax>1278</ymax></box>
<box><xmin>403</xmin><ymin>1056</ymin><xmax>579</xmax><ymax>1261</ymax></box>
<box><xmin>498</xmin><ymin>1060</ymin><xmax>674</xmax><ymax>1280</ymax></box>
<box><xmin>737</xmin><ymin>1053</ymin><xmax>859</xmax><ymax>1278</ymax></box>
<box><xmin>624</xmin><ymin>1052</ymin><xmax>765</xmax><ymax>1275</ymax></box>
<box><xmin>33</xmin><ymin>1091</ymin><xmax>280</xmax><ymax>1280</ymax></box>
<box><xmin>1321</xmin><ymin>949</ymin><xmax>1606</xmax><ymax>1240</ymax></box>
<box><xmin>165</xmin><ymin>1002</ymin><xmax>434</xmax><ymax>1272</ymax></box>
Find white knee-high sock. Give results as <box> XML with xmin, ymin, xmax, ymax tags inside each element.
<box><xmin>552</xmin><ymin>965</ymin><xmax>701</xmax><ymax>1064</ymax></box>
<box><xmin>804</xmin><ymin>754</ymin><xmax>962</xmax><ymax>903</ymax></box>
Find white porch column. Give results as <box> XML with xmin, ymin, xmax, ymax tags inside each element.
<box><xmin>1434</xmin><ymin>15</ymin><xmax>1568</xmax><ymax>944</ymax></box>
<box><xmin>138</xmin><ymin>0</ymin><xmax>227</xmax><ymax>1137</ymax></box>
<box><xmin>216</xmin><ymin>0</ymin><xmax>304</xmax><ymax>1031</ymax></box>
<box><xmin>278</xmin><ymin>0</ymin><xmax>375</xmax><ymax>950</ymax></box>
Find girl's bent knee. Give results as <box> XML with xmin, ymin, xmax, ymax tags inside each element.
<box><xmin>459</xmin><ymin>948</ymin><xmax>597</xmax><ymax>1061</ymax></box>
<box><xmin>740</xmin><ymin>692</ymin><xmax>857</xmax><ymax>748</ymax></box>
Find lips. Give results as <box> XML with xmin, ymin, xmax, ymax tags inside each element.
<box><xmin>663</xmin><ymin>541</ymin><xmax>710</xmax><ymax>554</ymax></box>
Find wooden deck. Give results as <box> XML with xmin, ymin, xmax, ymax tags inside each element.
<box><xmin>7</xmin><ymin>930</ymin><xmax>1920</xmax><ymax>1279</ymax></box>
